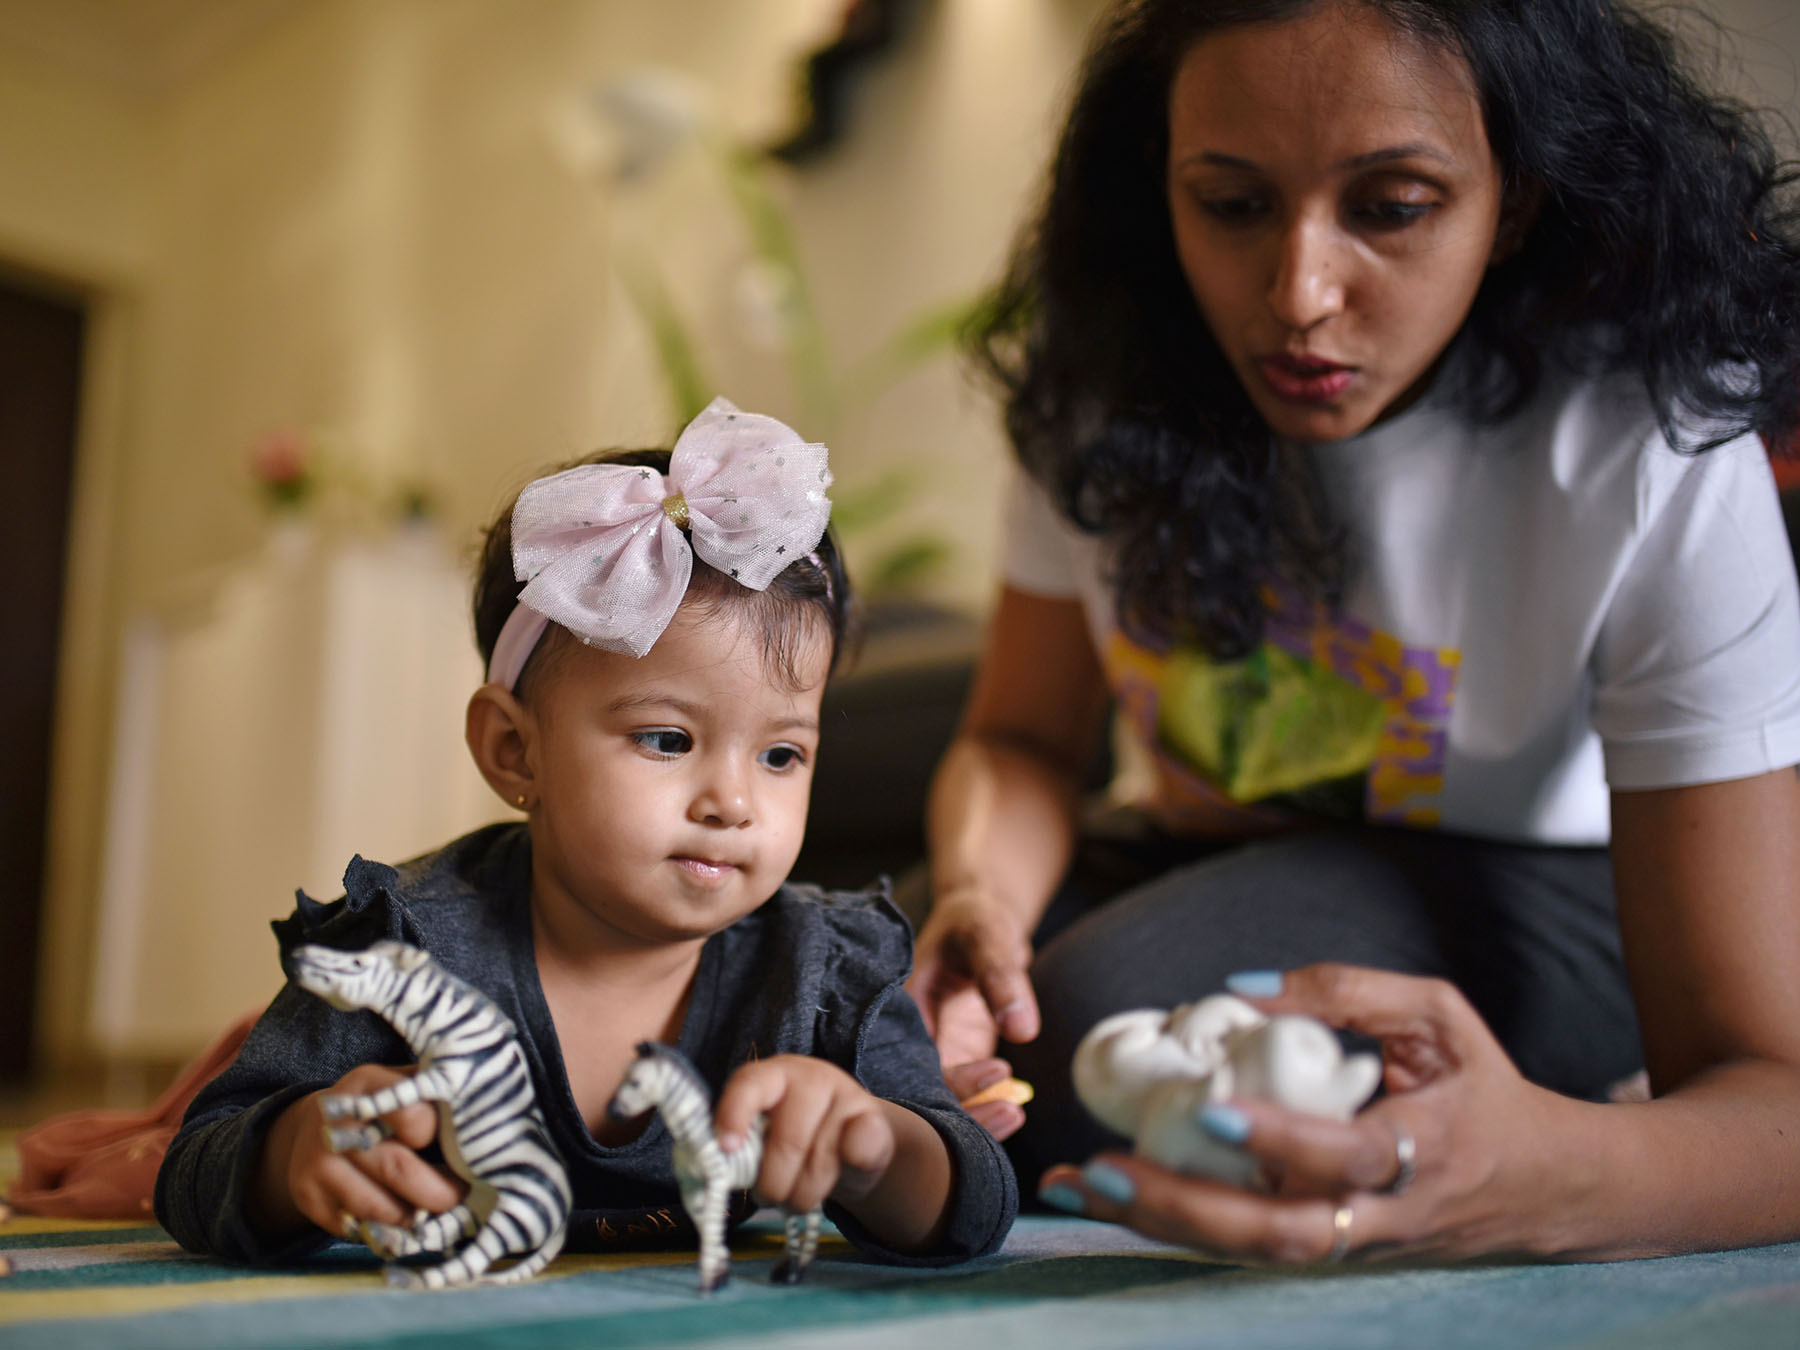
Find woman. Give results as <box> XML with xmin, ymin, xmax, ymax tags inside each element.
<box><xmin>913</xmin><ymin>0</ymin><xmax>1800</xmax><ymax>1262</ymax></box>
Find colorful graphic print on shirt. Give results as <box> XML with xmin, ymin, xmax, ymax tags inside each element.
<box><xmin>1104</xmin><ymin>595</ymin><xmax>1461</xmax><ymax>832</ymax></box>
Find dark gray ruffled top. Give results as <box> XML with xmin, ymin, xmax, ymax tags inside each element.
<box><xmin>153</xmin><ymin>823</ymin><xmax>1017</xmax><ymax>1267</ymax></box>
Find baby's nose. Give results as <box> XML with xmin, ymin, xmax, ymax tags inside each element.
<box><xmin>690</xmin><ymin>763</ymin><xmax>751</xmax><ymax>828</ymax></box>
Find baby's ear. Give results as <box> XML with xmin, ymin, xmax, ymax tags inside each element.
<box><xmin>465</xmin><ymin>683</ymin><xmax>537</xmax><ymax>813</ymax></box>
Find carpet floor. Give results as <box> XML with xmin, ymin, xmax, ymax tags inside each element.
<box><xmin>5</xmin><ymin>1143</ymin><xmax>1798</xmax><ymax>1347</ymax></box>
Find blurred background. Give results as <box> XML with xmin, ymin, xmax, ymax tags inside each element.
<box><xmin>1</xmin><ymin>0</ymin><xmax>1795</xmax><ymax>1109</ymax></box>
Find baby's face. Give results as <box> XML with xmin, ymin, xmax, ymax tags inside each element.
<box><xmin>523</xmin><ymin>601</ymin><xmax>829</xmax><ymax>946</ymax></box>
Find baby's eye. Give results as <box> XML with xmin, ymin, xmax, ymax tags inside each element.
<box><xmin>757</xmin><ymin>744</ymin><xmax>806</xmax><ymax>772</ymax></box>
<box><xmin>633</xmin><ymin>728</ymin><xmax>692</xmax><ymax>757</ymax></box>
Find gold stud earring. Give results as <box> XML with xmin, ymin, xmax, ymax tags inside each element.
<box><xmin>515</xmin><ymin>794</ymin><xmax>528</xmax><ymax>809</ymax></box>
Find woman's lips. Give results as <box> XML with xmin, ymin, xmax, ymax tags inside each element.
<box><xmin>1256</xmin><ymin>355</ymin><xmax>1355</xmax><ymax>403</ymax></box>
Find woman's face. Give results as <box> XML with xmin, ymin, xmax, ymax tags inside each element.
<box><xmin>1166</xmin><ymin>4</ymin><xmax>1509</xmax><ymax>443</ymax></box>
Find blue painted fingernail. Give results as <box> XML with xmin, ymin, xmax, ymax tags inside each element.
<box><xmin>1038</xmin><ymin>1182</ymin><xmax>1087</xmax><ymax>1215</ymax></box>
<box><xmin>1198</xmin><ymin>1103</ymin><xmax>1252</xmax><ymax>1144</ymax></box>
<box><xmin>1225</xmin><ymin>970</ymin><xmax>1284</xmax><ymax>997</ymax></box>
<box><xmin>1082</xmin><ymin>1161</ymin><xmax>1137</xmax><ymax>1205</ymax></box>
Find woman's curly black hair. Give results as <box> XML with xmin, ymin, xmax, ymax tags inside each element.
<box><xmin>971</xmin><ymin>0</ymin><xmax>1800</xmax><ymax>658</ymax></box>
<box><xmin>473</xmin><ymin>448</ymin><xmax>855</xmax><ymax>697</ymax></box>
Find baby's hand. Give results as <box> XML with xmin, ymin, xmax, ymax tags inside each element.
<box><xmin>714</xmin><ymin>1056</ymin><xmax>897</xmax><ymax>1214</ymax></box>
<box><xmin>253</xmin><ymin>1064</ymin><xmax>465</xmax><ymax>1240</ymax></box>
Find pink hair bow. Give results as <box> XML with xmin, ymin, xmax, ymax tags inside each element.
<box><xmin>486</xmin><ymin>398</ymin><xmax>832</xmax><ymax>686</ymax></box>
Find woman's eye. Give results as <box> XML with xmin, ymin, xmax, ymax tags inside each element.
<box><xmin>1200</xmin><ymin>195</ymin><xmax>1269</xmax><ymax>225</ymax></box>
<box><xmin>757</xmin><ymin>744</ymin><xmax>806</xmax><ymax>772</ymax></box>
<box><xmin>1351</xmin><ymin>199</ymin><xmax>1435</xmax><ymax>230</ymax></box>
<box><xmin>633</xmin><ymin>729</ymin><xmax>692</xmax><ymax>757</ymax></box>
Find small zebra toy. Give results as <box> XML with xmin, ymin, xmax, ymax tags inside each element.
<box><xmin>289</xmin><ymin>940</ymin><xmax>572</xmax><ymax>1289</ymax></box>
<box><xmin>609</xmin><ymin>1042</ymin><xmax>822</xmax><ymax>1294</ymax></box>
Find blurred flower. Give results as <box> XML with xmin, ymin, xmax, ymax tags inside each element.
<box><xmin>732</xmin><ymin>257</ymin><xmax>802</xmax><ymax>351</ymax></box>
<box><xmin>545</xmin><ymin>69</ymin><xmax>710</xmax><ymax>186</ymax></box>
<box><xmin>247</xmin><ymin>428</ymin><xmax>437</xmax><ymax>529</ymax></box>
<box><xmin>250</xmin><ymin>429</ymin><xmax>314</xmax><ymax>509</ymax></box>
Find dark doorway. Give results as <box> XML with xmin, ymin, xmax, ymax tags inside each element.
<box><xmin>0</xmin><ymin>279</ymin><xmax>86</xmax><ymax>1083</ymax></box>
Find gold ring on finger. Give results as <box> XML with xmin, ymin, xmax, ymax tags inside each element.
<box><xmin>1326</xmin><ymin>1202</ymin><xmax>1355</xmax><ymax>1263</ymax></box>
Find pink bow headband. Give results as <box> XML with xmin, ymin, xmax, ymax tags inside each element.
<box><xmin>486</xmin><ymin>397</ymin><xmax>833</xmax><ymax>689</ymax></box>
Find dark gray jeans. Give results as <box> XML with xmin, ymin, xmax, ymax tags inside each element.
<box><xmin>908</xmin><ymin>820</ymin><xmax>1645</xmax><ymax>1183</ymax></box>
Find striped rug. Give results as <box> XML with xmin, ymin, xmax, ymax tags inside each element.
<box><xmin>5</xmin><ymin>1141</ymin><xmax>1798</xmax><ymax>1347</ymax></box>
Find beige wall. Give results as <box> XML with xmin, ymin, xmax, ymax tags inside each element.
<box><xmin>9</xmin><ymin>0</ymin><xmax>1795</xmax><ymax>1063</ymax></box>
<box><xmin>0</xmin><ymin>46</ymin><xmax>150</xmax><ymax>279</ymax></box>
<box><xmin>1705</xmin><ymin>0</ymin><xmax>1800</xmax><ymax>151</ymax></box>
<box><xmin>7</xmin><ymin>0</ymin><xmax>1106</xmax><ymax>1062</ymax></box>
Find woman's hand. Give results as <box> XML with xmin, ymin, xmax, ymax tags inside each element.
<box><xmin>908</xmin><ymin>885</ymin><xmax>1041</xmax><ymax>1065</ymax></box>
<box><xmin>254</xmin><ymin>1064</ymin><xmax>466</xmax><ymax>1241</ymax></box>
<box><xmin>1038</xmin><ymin>964</ymin><xmax>1583</xmax><ymax>1264</ymax></box>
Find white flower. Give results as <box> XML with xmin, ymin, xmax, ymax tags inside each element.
<box><xmin>545</xmin><ymin>69</ymin><xmax>711</xmax><ymax>186</ymax></box>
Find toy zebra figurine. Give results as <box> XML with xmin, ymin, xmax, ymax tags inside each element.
<box><xmin>609</xmin><ymin>1041</ymin><xmax>822</xmax><ymax>1294</ymax></box>
<box><xmin>288</xmin><ymin>940</ymin><xmax>572</xmax><ymax>1289</ymax></box>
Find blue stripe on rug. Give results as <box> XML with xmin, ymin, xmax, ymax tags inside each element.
<box><xmin>3</xmin><ymin>1217</ymin><xmax>1797</xmax><ymax>1350</ymax></box>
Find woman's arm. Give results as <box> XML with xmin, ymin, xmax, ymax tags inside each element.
<box><xmin>1595</xmin><ymin>767</ymin><xmax>1800</xmax><ymax>1251</ymax></box>
<box><xmin>1036</xmin><ymin>768</ymin><xmax>1800</xmax><ymax>1260</ymax></box>
<box><xmin>909</xmin><ymin>586</ymin><xmax>1111</xmax><ymax>1070</ymax></box>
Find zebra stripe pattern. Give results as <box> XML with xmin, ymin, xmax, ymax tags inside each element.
<box><xmin>290</xmin><ymin>940</ymin><xmax>572</xmax><ymax>1289</ymax></box>
<box><xmin>609</xmin><ymin>1042</ymin><xmax>822</xmax><ymax>1294</ymax></box>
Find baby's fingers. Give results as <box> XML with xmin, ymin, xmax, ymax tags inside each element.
<box><xmin>382</xmin><ymin>1101</ymin><xmax>443</xmax><ymax>1152</ymax></box>
<box><xmin>785</xmin><ymin>1111</ymin><xmax>848</xmax><ymax>1214</ymax></box>
<box><xmin>331</xmin><ymin>1136</ymin><xmax>465</xmax><ymax>1224</ymax></box>
<box><xmin>830</xmin><ymin>1108</ymin><xmax>896</xmax><ymax>1202</ymax></box>
<box><xmin>325</xmin><ymin>1065</ymin><xmax>441</xmax><ymax>1152</ymax></box>
<box><xmin>755</xmin><ymin>1091</ymin><xmax>832</xmax><ymax>1209</ymax></box>
<box><xmin>292</xmin><ymin>1155</ymin><xmax>417</xmax><ymax>1236</ymax></box>
<box><xmin>714</xmin><ymin>1062</ymin><xmax>789</xmax><ymax>1153</ymax></box>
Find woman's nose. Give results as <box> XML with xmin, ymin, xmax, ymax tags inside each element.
<box><xmin>1266</xmin><ymin>216</ymin><xmax>1347</xmax><ymax>331</ymax></box>
<box><xmin>689</xmin><ymin>760</ymin><xmax>751</xmax><ymax>828</ymax></box>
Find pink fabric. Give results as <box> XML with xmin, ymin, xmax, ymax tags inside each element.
<box><xmin>487</xmin><ymin>606</ymin><xmax>551</xmax><ymax>695</ymax></box>
<box><xmin>7</xmin><ymin>1014</ymin><xmax>257</xmax><ymax>1220</ymax></box>
<box><xmin>492</xmin><ymin>397</ymin><xmax>833</xmax><ymax>678</ymax></box>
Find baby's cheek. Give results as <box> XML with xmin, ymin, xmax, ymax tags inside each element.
<box><xmin>769</xmin><ymin>805</ymin><xmax>810</xmax><ymax>867</ymax></box>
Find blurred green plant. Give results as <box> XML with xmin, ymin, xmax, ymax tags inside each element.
<box><xmin>617</xmin><ymin>143</ymin><xmax>983</xmax><ymax>602</ymax></box>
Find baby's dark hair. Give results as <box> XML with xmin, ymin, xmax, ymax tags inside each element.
<box><xmin>473</xmin><ymin>448</ymin><xmax>854</xmax><ymax>698</ymax></box>
<box><xmin>973</xmin><ymin>0</ymin><xmax>1800</xmax><ymax>659</ymax></box>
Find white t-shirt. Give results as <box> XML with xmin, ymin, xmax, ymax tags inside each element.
<box><xmin>1002</xmin><ymin>370</ymin><xmax>1800</xmax><ymax>845</ymax></box>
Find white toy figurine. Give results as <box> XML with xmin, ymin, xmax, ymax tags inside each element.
<box><xmin>1072</xmin><ymin>994</ymin><xmax>1382</xmax><ymax>1187</ymax></box>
